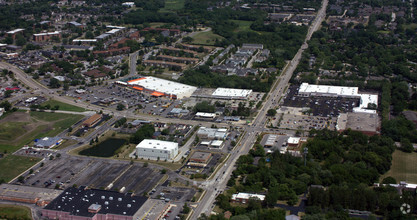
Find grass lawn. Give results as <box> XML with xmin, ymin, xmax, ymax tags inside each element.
<box><xmin>0</xmin><ymin>112</ymin><xmax>83</xmax><ymax>154</ymax></box>
<box><xmin>0</xmin><ymin>155</ymin><xmax>41</xmax><ymax>182</ymax></box>
<box><xmin>160</xmin><ymin>0</ymin><xmax>184</xmax><ymax>11</ymax></box>
<box><xmin>0</xmin><ymin>204</ymin><xmax>32</xmax><ymax>220</ymax></box>
<box><xmin>41</xmin><ymin>99</ymin><xmax>86</xmax><ymax>112</ymax></box>
<box><xmin>149</xmin><ymin>22</ymin><xmax>169</xmax><ymax>28</ymax></box>
<box><xmin>381</xmin><ymin>150</ymin><xmax>417</xmax><ymax>184</ymax></box>
<box><xmin>191</xmin><ymin>31</ymin><xmax>224</xmax><ymax>46</ymax></box>
<box><xmin>53</xmin><ymin>139</ymin><xmax>77</xmax><ymax>150</ymax></box>
<box><xmin>403</xmin><ymin>23</ymin><xmax>417</xmax><ymax>30</ymax></box>
<box><xmin>0</xmin><ymin>122</ymin><xmax>28</xmax><ymax>141</ymax></box>
<box><xmin>230</xmin><ymin>19</ymin><xmax>254</xmax><ymax>32</ymax></box>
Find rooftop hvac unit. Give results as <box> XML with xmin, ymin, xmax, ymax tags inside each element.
<box><xmin>105</xmin><ymin>201</ymin><xmax>109</xmax><ymax>205</ymax></box>
<box><xmin>118</xmin><ymin>198</ymin><xmax>122</xmax><ymax>201</ymax></box>
<box><xmin>109</xmin><ymin>197</ymin><xmax>113</xmax><ymax>200</ymax></box>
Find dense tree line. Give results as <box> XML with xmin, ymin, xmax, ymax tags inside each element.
<box><xmin>215</xmin><ymin>129</ymin><xmax>410</xmax><ymax>219</ymax></box>
<box><xmin>179</xmin><ymin>66</ymin><xmax>275</xmax><ymax>92</ymax></box>
<box><xmin>129</xmin><ymin>124</ymin><xmax>155</xmax><ymax>144</ymax></box>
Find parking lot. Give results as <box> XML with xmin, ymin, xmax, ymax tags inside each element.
<box><xmin>283</xmin><ymin>86</ymin><xmax>360</xmax><ymax>117</ymax></box>
<box><xmin>14</xmin><ymin>156</ymin><xmax>163</xmax><ymax>195</ymax></box>
<box><xmin>150</xmin><ymin>184</ymin><xmax>196</xmax><ymax>204</ymax></box>
<box><xmin>65</xmin><ymin>84</ymin><xmax>183</xmax><ymax>116</ymax></box>
<box><xmin>277</xmin><ymin>113</ymin><xmax>337</xmax><ymax>131</ymax></box>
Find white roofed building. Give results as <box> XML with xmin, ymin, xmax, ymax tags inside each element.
<box><xmin>195</xmin><ymin>112</ymin><xmax>216</xmax><ymax>118</ymax></box>
<box><xmin>287</xmin><ymin>137</ymin><xmax>300</xmax><ymax>147</ymax></box>
<box><xmin>197</xmin><ymin>127</ymin><xmax>227</xmax><ymax>140</ymax></box>
<box><xmin>211</xmin><ymin>88</ymin><xmax>252</xmax><ymax>100</ymax></box>
<box><xmin>136</xmin><ymin>139</ymin><xmax>178</xmax><ymax>160</ymax></box>
<box><xmin>127</xmin><ymin>76</ymin><xmax>197</xmax><ymax>99</ymax></box>
<box><xmin>231</xmin><ymin>193</ymin><xmax>265</xmax><ymax>204</ymax></box>
<box><xmin>298</xmin><ymin>83</ymin><xmax>378</xmax><ymax>114</ymax></box>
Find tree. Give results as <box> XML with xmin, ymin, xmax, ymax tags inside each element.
<box><xmin>400</xmin><ymin>138</ymin><xmax>414</xmax><ymax>153</ymax></box>
<box><xmin>4</xmin><ymin>90</ymin><xmax>13</xmax><ymax>98</ymax></box>
<box><xmin>382</xmin><ymin>176</ymin><xmax>397</xmax><ymax>184</ymax></box>
<box><xmin>143</xmin><ymin>162</ymin><xmax>148</xmax><ymax>167</ymax></box>
<box><xmin>0</xmin><ymin>101</ymin><xmax>12</xmax><ymax>111</ymax></box>
<box><xmin>267</xmin><ymin>109</ymin><xmax>277</xmax><ymax>117</ymax></box>
<box><xmin>15</xmin><ymin>34</ymin><xmax>26</xmax><ymax>46</ymax></box>
<box><xmin>49</xmin><ymin>78</ymin><xmax>61</xmax><ymax>88</ymax></box>
<box><xmin>183</xmin><ymin>36</ymin><xmax>193</xmax><ymax>43</ymax></box>
<box><xmin>182</xmin><ymin>203</ymin><xmax>191</xmax><ymax>214</ymax></box>
<box><xmin>117</xmin><ymin>103</ymin><xmax>126</xmax><ymax>111</ymax></box>
<box><xmin>18</xmin><ymin>176</ymin><xmax>24</xmax><ymax>182</ymax></box>
<box><xmin>161</xmin><ymin>169</ymin><xmax>167</xmax><ymax>174</ymax></box>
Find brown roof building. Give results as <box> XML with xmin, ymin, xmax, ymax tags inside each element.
<box><xmin>143</xmin><ymin>60</ymin><xmax>186</xmax><ymax>70</ymax></box>
<box><xmin>189</xmin><ymin>151</ymin><xmax>212</xmax><ymax>164</ymax></box>
<box><xmin>93</xmin><ymin>47</ymin><xmax>130</xmax><ymax>57</ymax></box>
<box><xmin>157</xmin><ymin>55</ymin><xmax>199</xmax><ymax>64</ymax></box>
<box><xmin>83</xmin><ymin>114</ymin><xmax>102</xmax><ymax>127</ymax></box>
<box><xmin>84</xmin><ymin>66</ymin><xmax>114</xmax><ymax>79</ymax></box>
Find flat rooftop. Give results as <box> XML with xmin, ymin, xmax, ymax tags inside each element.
<box><xmin>212</xmin><ymin>88</ymin><xmax>252</xmax><ymax>98</ymax></box>
<box><xmin>44</xmin><ymin>187</ymin><xmax>147</xmax><ymax>217</ymax></box>
<box><xmin>127</xmin><ymin>76</ymin><xmax>196</xmax><ymax>97</ymax></box>
<box><xmin>190</xmin><ymin>151</ymin><xmax>211</xmax><ymax>161</ymax></box>
<box><xmin>33</xmin><ymin>31</ymin><xmax>60</xmax><ymax>36</ymax></box>
<box><xmin>136</xmin><ymin>139</ymin><xmax>178</xmax><ymax>151</ymax></box>
<box><xmin>6</xmin><ymin>28</ymin><xmax>24</xmax><ymax>34</ymax></box>
<box><xmin>0</xmin><ymin>183</ymin><xmax>62</xmax><ymax>204</ymax></box>
<box><xmin>337</xmin><ymin>112</ymin><xmax>379</xmax><ymax>133</ymax></box>
<box><xmin>299</xmin><ymin>83</ymin><xmax>358</xmax><ymax>97</ymax></box>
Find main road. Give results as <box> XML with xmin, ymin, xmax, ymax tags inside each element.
<box><xmin>0</xmin><ymin>62</ymin><xmax>231</xmax><ymax>129</ymax></box>
<box><xmin>191</xmin><ymin>0</ymin><xmax>328</xmax><ymax>218</ymax></box>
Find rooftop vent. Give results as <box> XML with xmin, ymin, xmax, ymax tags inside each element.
<box><xmin>105</xmin><ymin>201</ymin><xmax>109</xmax><ymax>205</ymax></box>
<box><xmin>118</xmin><ymin>198</ymin><xmax>122</xmax><ymax>201</ymax></box>
<box><xmin>127</xmin><ymin>204</ymin><xmax>131</xmax><ymax>208</ymax></box>
<box><xmin>109</xmin><ymin>197</ymin><xmax>113</xmax><ymax>200</ymax></box>
<box><xmin>101</xmin><ymin>196</ymin><xmax>105</xmax><ymax>199</ymax></box>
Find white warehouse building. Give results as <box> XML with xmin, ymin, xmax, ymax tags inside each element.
<box><xmin>126</xmin><ymin>76</ymin><xmax>197</xmax><ymax>99</ymax></box>
<box><xmin>211</xmin><ymin>88</ymin><xmax>252</xmax><ymax>100</ymax></box>
<box><xmin>298</xmin><ymin>83</ymin><xmax>378</xmax><ymax>114</ymax></box>
<box><xmin>136</xmin><ymin>139</ymin><xmax>178</xmax><ymax>160</ymax></box>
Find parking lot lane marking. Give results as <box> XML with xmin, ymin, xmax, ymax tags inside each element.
<box><xmin>106</xmin><ymin>164</ymin><xmax>132</xmax><ymax>190</ymax></box>
<box><xmin>140</xmin><ymin>201</ymin><xmax>157</xmax><ymax>220</ymax></box>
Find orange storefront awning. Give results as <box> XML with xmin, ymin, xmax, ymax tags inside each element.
<box><xmin>127</xmin><ymin>77</ymin><xmax>146</xmax><ymax>83</ymax></box>
<box><xmin>132</xmin><ymin>86</ymin><xmax>143</xmax><ymax>91</ymax></box>
<box><xmin>151</xmin><ymin>91</ymin><xmax>164</xmax><ymax>97</ymax></box>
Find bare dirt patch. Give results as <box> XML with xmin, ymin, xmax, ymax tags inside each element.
<box><xmin>0</xmin><ymin>112</ymin><xmax>31</xmax><ymax>123</ymax></box>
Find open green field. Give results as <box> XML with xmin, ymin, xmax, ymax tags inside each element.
<box><xmin>41</xmin><ymin>99</ymin><xmax>86</xmax><ymax>112</ymax></box>
<box><xmin>0</xmin><ymin>111</ymin><xmax>83</xmax><ymax>153</ymax></box>
<box><xmin>0</xmin><ymin>204</ymin><xmax>32</xmax><ymax>220</ymax></box>
<box><xmin>403</xmin><ymin>23</ymin><xmax>417</xmax><ymax>30</ymax></box>
<box><xmin>381</xmin><ymin>150</ymin><xmax>417</xmax><ymax>184</ymax></box>
<box><xmin>230</xmin><ymin>19</ymin><xmax>254</xmax><ymax>32</ymax></box>
<box><xmin>0</xmin><ymin>155</ymin><xmax>41</xmax><ymax>182</ymax></box>
<box><xmin>191</xmin><ymin>31</ymin><xmax>225</xmax><ymax>46</ymax></box>
<box><xmin>160</xmin><ymin>0</ymin><xmax>184</xmax><ymax>11</ymax></box>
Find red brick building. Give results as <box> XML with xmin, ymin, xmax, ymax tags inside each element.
<box><xmin>33</xmin><ymin>31</ymin><xmax>61</xmax><ymax>42</ymax></box>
